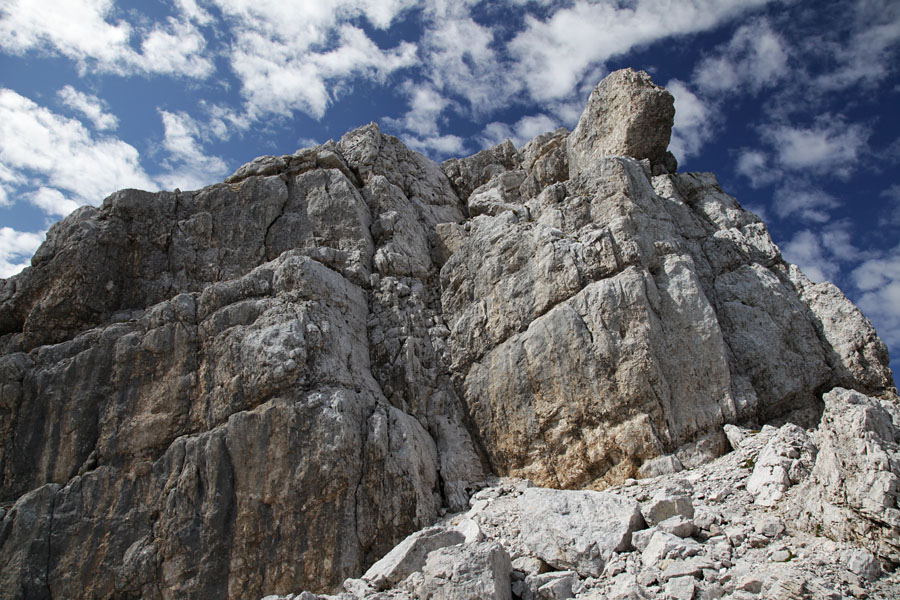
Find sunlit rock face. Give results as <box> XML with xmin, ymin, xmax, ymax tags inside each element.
<box><xmin>0</xmin><ymin>69</ymin><xmax>894</xmax><ymax>599</ymax></box>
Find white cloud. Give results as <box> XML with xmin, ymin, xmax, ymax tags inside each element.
<box><xmin>0</xmin><ymin>88</ymin><xmax>157</xmax><ymax>209</ymax></box>
<box><xmin>29</xmin><ymin>187</ymin><xmax>80</xmax><ymax>217</ymax></box>
<box><xmin>174</xmin><ymin>0</ymin><xmax>214</xmax><ymax>26</ymax></box>
<box><xmin>763</xmin><ymin>118</ymin><xmax>870</xmax><ymax>177</ymax></box>
<box><xmin>734</xmin><ymin>149</ymin><xmax>778</xmax><ymax>187</ymax></box>
<box><xmin>156</xmin><ymin>110</ymin><xmax>229</xmax><ymax>191</ymax></box>
<box><xmin>0</xmin><ymin>163</ymin><xmax>25</xmax><ymax>206</ymax></box>
<box><xmin>781</xmin><ymin>229</ymin><xmax>840</xmax><ymax>283</ymax></box>
<box><xmin>477</xmin><ymin>122</ymin><xmax>516</xmax><ymax>150</ymax></box>
<box><xmin>209</xmin><ymin>0</ymin><xmax>418</xmax><ymax>120</ymax></box>
<box><xmin>230</xmin><ymin>24</ymin><xmax>416</xmax><ymax>120</ymax></box>
<box><xmin>509</xmin><ymin>0</ymin><xmax>771</xmax><ymax>103</ymax></box>
<box><xmin>693</xmin><ymin>19</ymin><xmax>789</xmax><ymax>95</ymax></box>
<box><xmin>477</xmin><ymin>113</ymin><xmax>559</xmax><ymax>149</ymax></box>
<box><xmin>0</xmin><ymin>0</ymin><xmax>213</xmax><ymax>77</ymax></box>
<box><xmin>139</xmin><ymin>17</ymin><xmax>215</xmax><ymax>79</ymax></box>
<box><xmin>419</xmin><ymin>14</ymin><xmax>511</xmax><ymax>115</ymax></box>
<box><xmin>667</xmin><ymin>79</ymin><xmax>717</xmax><ymax>162</ymax></box>
<box><xmin>515</xmin><ymin>114</ymin><xmax>559</xmax><ymax>142</ymax></box>
<box><xmin>384</xmin><ymin>83</ymin><xmax>452</xmax><ymax>137</ymax></box>
<box><xmin>772</xmin><ymin>183</ymin><xmax>840</xmax><ymax>223</ymax></box>
<box><xmin>57</xmin><ymin>85</ymin><xmax>118</xmax><ymax>130</ymax></box>
<box><xmin>851</xmin><ymin>244</ymin><xmax>900</xmax><ymax>351</ymax></box>
<box><xmin>0</xmin><ymin>227</ymin><xmax>44</xmax><ymax>278</ymax></box>
<box><xmin>203</xmin><ymin>103</ymin><xmax>253</xmax><ymax>141</ymax></box>
<box><xmin>812</xmin><ymin>2</ymin><xmax>900</xmax><ymax>92</ymax></box>
<box><xmin>403</xmin><ymin>133</ymin><xmax>466</xmax><ymax>159</ymax></box>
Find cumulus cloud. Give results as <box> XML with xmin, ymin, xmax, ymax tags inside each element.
<box><xmin>477</xmin><ymin>113</ymin><xmax>560</xmax><ymax>149</ymax></box>
<box><xmin>0</xmin><ymin>227</ymin><xmax>44</xmax><ymax>278</ymax></box>
<box><xmin>384</xmin><ymin>83</ymin><xmax>452</xmax><ymax>138</ymax></box>
<box><xmin>0</xmin><ymin>0</ymin><xmax>214</xmax><ymax>77</ymax></box>
<box><xmin>667</xmin><ymin>79</ymin><xmax>718</xmax><ymax>162</ymax></box>
<box><xmin>881</xmin><ymin>184</ymin><xmax>900</xmax><ymax>226</ymax></box>
<box><xmin>782</xmin><ymin>229</ymin><xmax>839</xmax><ymax>283</ymax></box>
<box><xmin>29</xmin><ymin>187</ymin><xmax>80</xmax><ymax>217</ymax></box>
<box><xmin>509</xmin><ymin>0</ymin><xmax>770</xmax><ymax>103</ymax></box>
<box><xmin>212</xmin><ymin>0</ymin><xmax>418</xmax><ymax>120</ymax></box>
<box><xmin>762</xmin><ymin>118</ymin><xmax>870</xmax><ymax>178</ymax></box>
<box><xmin>735</xmin><ymin>149</ymin><xmax>778</xmax><ymax>187</ymax></box>
<box><xmin>851</xmin><ymin>244</ymin><xmax>900</xmax><ymax>351</ymax></box>
<box><xmin>693</xmin><ymin>19</ymin><xmax>789</xmax><ymax>95</ymax></box>
<box><xmin>403</xmin><ymin>133</ymin><xmax>466</xmax><ymax>158</ymax></box>
<box><xmin>156</xmin><ymin>110</ymin><xmax>229</xmax><ymax>191</ymax></box>
<box><xmin>418</xmin><ymin>13</ymin><xmax>511</xmax><ymax>116</ymax></box>
<box><xmin>57</xmin><ymin>85</ymin><xmax>118</xmax><ymax>130</ymax></box>
<box><xmin>811</xmin><ymin>1</ymin><xmax>900</xmax><ymax>92</ymax></box>
<box><xmin>779</xmin><ymin>219</ymin><xmax>871</xmax><ymax>288</ymax></box>
<box><xmin>772</xmin><ymin>183</ymin><xmax>840</xmax><ymax>223</ymax></box>
<box><xmin>0</xmin><ymin>88</ymin><xmax>157</xmax><ymax>207</ymax></box>
<box><xmin>0</xmin><ymin>163</ymin><xmax>25</xmax><ymax>206</ymax></box>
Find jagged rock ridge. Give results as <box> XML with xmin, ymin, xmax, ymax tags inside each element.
<box><xmin>0</xmin><ymin>68</ymin><xmax>895</xmax><ymax>599</ymax></box>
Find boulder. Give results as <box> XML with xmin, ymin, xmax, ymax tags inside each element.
<box><xmin>517</xmin><ymin>488</ymin><xmax>645</xmax><ymax>577</ymax></box>
<box><xmin>568</xmin><ymin>68</ymin><xmax>675</xmax><ymax>177</ymax></box>
<box><xmin>418</xmin><ymin>541</ymin><xmax>512</xmax><ymax>600</ymax></box>
<box><xmin>362</xmin><ymin>527</ymin><xmax>465</xmax><ymax>590</ymax></box>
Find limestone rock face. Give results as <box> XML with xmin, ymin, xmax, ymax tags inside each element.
<box><xmin>0</xmin><ymin>69</ymin><xmax>896</xmax><ymax>599</ymax></box>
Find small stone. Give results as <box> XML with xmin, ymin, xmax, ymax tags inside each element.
<box><xmin>631</xmin><ymin>527</ymin><xmax>658</xmax><ymax>552</ymax></box>
<box><xmin>769</xmin><ymin>547</ymin><xmax>792</xmax><ymax>562</ymax></box>
<box><xmin>642</xmin><ymin>531</ymin><xmax>701</xmax><ymax>567</ymax></box>
<box><xmin>642</xmin><ymin>492</ymin><xmax>694</xmax><ymax>526</ymax></box>
<box><xmin>844</xmin><ymin>548</ymin><xmax>881</xmax><ymax>581</ymax></box>
<box><xmin>638</xmin><ymin>455</ymin><xmax>684</xmax><ymax>478</ymax></box>
<box><xmin>455</xmin><ymin>518</ymin><xmax>483</xmax><ymax>543</ymax></box>
<box><xmin>512</xmin><ymin>556</ymin><xmax>551</xmax><ymax>575</ymax></box>
<box><xmin>664</xmin><ymin>575</ymin><xmax>696</xmax><ymax>600</ymax></box>
<box><xmin>526</xmin><ymin>571</ymin><xmax>577</xmax><ymax>600</ymax></box>
<box><xmin>738</xmin><ymin>574</ymin><xmax>764</xmax><ymax>593</ymax></box>
<box><xmin>658</xmin><ymin>515</ymin><xmax>696</xmax><ymax>538</ymax></box>
<box><xmin>754</xmin><ymin>517</ymin><xmax>785</xmax><ymax>538</ymax></box>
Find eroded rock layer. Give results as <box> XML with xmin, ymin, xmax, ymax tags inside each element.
<box><xmin>0</xmin><ymin>68</ymin><xmax>895</xmax><ymax>599</ymax></box>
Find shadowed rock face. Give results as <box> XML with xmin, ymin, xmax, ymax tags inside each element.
<box><xmin>0</xmin><ymin>69</ymin><xmax>894</xmax><ymax>599</ymax></box>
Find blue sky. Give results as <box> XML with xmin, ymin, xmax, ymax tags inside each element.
<box><xmin>1</xmin><ymin>0</ymin><xmax>899</xmax><ymax>366</ymax></box>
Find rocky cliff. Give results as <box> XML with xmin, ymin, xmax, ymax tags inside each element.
<box><xmin>0</xmin><ymin>69</ymin><xmax>896</xmax><ymax>599</ymax></box>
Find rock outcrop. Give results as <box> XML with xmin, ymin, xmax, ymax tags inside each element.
<box><xmin>271</xmin><ymin>387</ymin><xmax>900</xmax><ymax>600</ymax></box>
<box><xmin>0</xmin><ymin>69</ymin><xmax>896</xmax><ymax>599</ymax></box>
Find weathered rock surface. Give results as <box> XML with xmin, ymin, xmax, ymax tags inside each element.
<box><xmin>0</xmin><ymin>68</ymin><xmax>896</xmax><ymax>599</ymax></box>
<box><xmin>267</xmin><ymin>392</ymin><xmax>900</xmax><ymax>599</ymax></box>
<box><xmin>792</xmin><ymin>387</ymin><xmax>900</xmax><ymax>563</ymax></box>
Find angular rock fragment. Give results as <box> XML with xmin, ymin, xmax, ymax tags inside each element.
<box><xmin>362</xmin><ymin>527</ymin><xmax>465</xmax><ymax>590</ymax></box>
<box><xmin>418</xmin><ymin>541</ymin><xmax>512</xmax><ymax>600</ymax></box>
<box><xmin>517</xmin><ymin>488</ymin><xmax>645</xmax><ymax>577</ymax></box>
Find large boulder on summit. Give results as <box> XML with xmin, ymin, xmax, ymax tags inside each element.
<box><xmin>568</xmin><ymin>68</ymin><xmax>676</xmax><ymax>177</ymax></box>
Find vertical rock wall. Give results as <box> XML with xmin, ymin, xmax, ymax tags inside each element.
<box><xmin>0</xmin><ymin>69</ymin><xmax>894</xmax><ymax>598</ymax></box>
